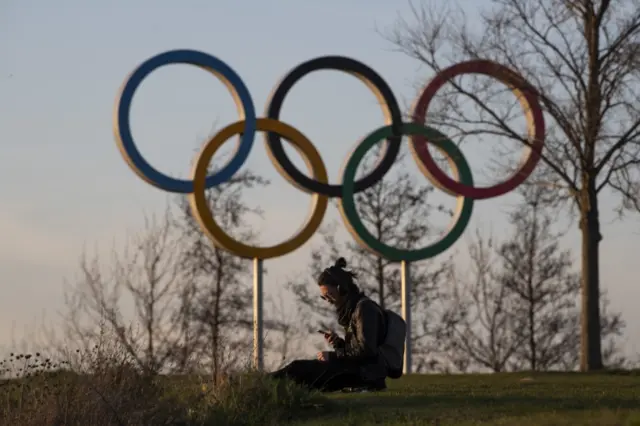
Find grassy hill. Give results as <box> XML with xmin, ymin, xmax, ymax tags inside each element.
<box><xmin>1</xmin><ymin>357</ymin><xmax>639</xmax><ymax>425</ymax></box>
<box><xmin>296</xmin><ymin>371</ymin><xmax>640</xmax><ymax>425</ymax></box>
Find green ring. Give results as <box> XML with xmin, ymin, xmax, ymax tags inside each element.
<box><xmin>339</xmin><ymin>123</ymin><xmax>474</xmax><ymax>262</ymax></box>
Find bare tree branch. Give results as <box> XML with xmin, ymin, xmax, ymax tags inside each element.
<box><xmin>384</xmin><ymin>0</ymin><xmax>639</xmax><ymax>371</ymax></box>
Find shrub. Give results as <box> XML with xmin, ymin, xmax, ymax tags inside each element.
<box><xmin>0</xmin><ymin>345</ymin><xmax>325</xmax><ymax>425</ymax></box>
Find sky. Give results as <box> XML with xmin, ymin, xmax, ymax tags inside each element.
<box><xmin>1</xmin><ymin>0</ymin><xmax>638</xmax><ymax>360</ymax></box>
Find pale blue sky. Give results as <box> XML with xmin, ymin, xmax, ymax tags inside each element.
<box><xmin>1</xmin><ymin>0</ymin><xmax>638</xmax><ymax>357</ymax></box>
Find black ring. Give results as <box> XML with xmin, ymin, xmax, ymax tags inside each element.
<box><xmin>265</xmin><ymin>56</ymin><xmax>403</xmax><ymax>198</ymax></box>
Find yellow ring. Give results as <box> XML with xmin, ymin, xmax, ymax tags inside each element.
<box><xmin>188</xmin><ymin>118</ymin><xmax>329</xmax><ymax>259</ymax></box>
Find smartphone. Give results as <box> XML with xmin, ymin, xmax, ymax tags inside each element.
<box><xmin>317</xmin><ymin>330</ymin><xmax>328</xmax><ymax>335</ymax></box>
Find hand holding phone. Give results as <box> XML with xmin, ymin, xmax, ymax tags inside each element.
<box><xmin>318</xmin><ymin>330</ymin><xmax>339</xmax><ymax>346</ymax></box>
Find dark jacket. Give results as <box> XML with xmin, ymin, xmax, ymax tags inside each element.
<box><xmin>329</xmin><ymin>296</ymin><xmax>388</xmax><ymax>381</ymax></box>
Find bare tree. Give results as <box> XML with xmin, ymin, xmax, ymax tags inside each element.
<box><xmin>554</xmin><ymin>295</ymin><xmax>627</xmax><ymax>370</ymax></box>
<box><xmin>60</xmin><ymin>209</ymin><xmax>182</xmax><ymax>375</ymax></box>
<box><xmin>439</xmin><ymin>192</ymin><xmax>625</xmax><ymax>372</ymax></box>
<box><xmin>173</xmin><ymin>169</ymin><xmax>268</xmax><ymax>378</ymax></box>
<box><xmin>289</xmin><ymin>151</ymin><xmax>452</xmax><ymax>371</ymax></box>
<box><xmin>498</xmin><ymin>188</ymin><xmax>585</xmax><ymax>371</ymax></box>
<box><xmin>59</xmin><ymin>165</ymin><xmax>279</xmax><ymax>379</ymax></box>
<box><xmin>386</xmin><ymin>0</ymin><xmax>640</xmax><ymax>370</ymax></box>
<box><xmin>263</xmin><ymin>291</ymin><xmax>308</xmax><ymax>369</ymax></box>
<box><xmin>438</xmin><ymin>231</ymin><xmax>525</xmax><ymax>373</ymax></box>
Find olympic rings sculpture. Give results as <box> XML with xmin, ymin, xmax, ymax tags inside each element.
<box><xmin>113</xmin><ymin>49</ymin><xmax>545</xmax><ymax>262</ymax></box>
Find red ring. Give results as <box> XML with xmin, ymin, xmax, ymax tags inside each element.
<box><xmin>410</xmin><ymin>60</ymin><xmax>545</xmax><ymax>200</ymax></box>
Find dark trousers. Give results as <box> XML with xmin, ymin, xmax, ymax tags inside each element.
<box><xmin>269</xmin><ymin>359</ymin><xmax>379</xmax><ymax>392</ymax></box>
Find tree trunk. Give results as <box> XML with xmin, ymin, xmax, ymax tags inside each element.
<box><xmin>147</xmin><ymin>311</ymin><xmax>155</xmax><ymax>374</ymax></box>
<box><xmin>377</xmin><ymin>256</ymin><xmax>385</xmax><ymax>310</ymax></box>
<box><xmin>579</xmin><ymin>182</ymin><xmax>604</xmax><ymax>371</ymax></box>
<box><xmin>527</xmin><ymin>205</ymin><xmax>538</xmax><ymax>371</ymax></box>
<box><xmin>213</xmin><ymin>263</ymin><xmax>223</xmax><ymax>381</ymax></box>
<box><xmin>528</xmin><ymin>303</ymin><xmax>536</xmax><ymax>371</ymax></box>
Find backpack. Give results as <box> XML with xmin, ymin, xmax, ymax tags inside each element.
<box><xmin>355</xmin><ymin>298</ymin><xmax>407</xmax><ymax>379</ymax></box>
<box><xmin>378</xmin><ymin>309</ymin><xmax>407</xmax><ymax>379</ymax></box>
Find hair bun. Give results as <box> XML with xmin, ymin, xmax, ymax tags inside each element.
<box><xmin>335</xmin><ymin>257</ymin><xmax>347</xmax><ymax>269</ymax></box>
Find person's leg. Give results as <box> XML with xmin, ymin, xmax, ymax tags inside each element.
<box><xmin>269</xmin><ymin>359</ymin><xmax>331</xmax><ymax>389</ymax></box>
<box><xmin>320</xmin><ymin>370</ymin><xmax>387</xmax><ymax>393</ymax></box>
<box><xmin>270</xmin><ymin>359</ymin><xmax>370</xmax><ymax>392</ymax></box>
<box><xmin>368</xmin><ymin>378</ymin><xmax>387</xmax><ymax>391</ymax></box>
<box><xmin>317</xmin><ymin>369</ymin><xmax>363</xmax><ymax>393</ymax></box>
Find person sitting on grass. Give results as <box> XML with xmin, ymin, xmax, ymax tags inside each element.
<box><xmin>269</xmin><ymin>257</ymin><xmax>393</xmax><ymax>393</ymax></box>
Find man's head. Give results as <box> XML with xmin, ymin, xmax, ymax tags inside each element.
<box><xmin>317</xmin><ymin>257</ymin><xmax>357</xmax><ymax>305</ymax></box>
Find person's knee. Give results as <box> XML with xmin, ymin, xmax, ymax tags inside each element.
<box><xmin>286</xmin><ymin>359</ymin><xmax>306</xmax><ymax>372</ymax></box>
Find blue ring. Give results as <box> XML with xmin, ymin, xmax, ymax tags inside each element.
<box><xmin>113</xmin><ymin>49</ymin><xmax>257</xmax><ymax>193</ymax></box>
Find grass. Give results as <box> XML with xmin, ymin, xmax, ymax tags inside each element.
<box><xmin>0</xmin><ymin>350</ymin><xmax>323</xmax><ymax>426</ymax></box>
<box><xmin>299</xmin><ymin>371</ymin><xmax>640</xmax><ymax>426</ymax></box>
<box><xmin>1</xmin><ymin>350</ymin><xmax>639</xmax><ymax>425</ymax></box>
